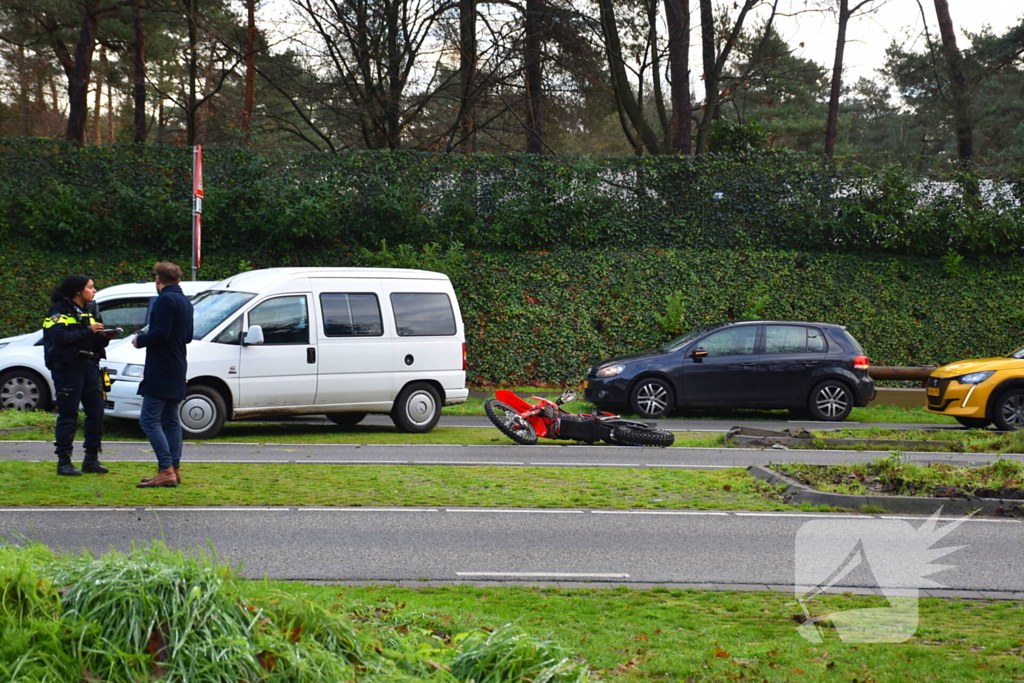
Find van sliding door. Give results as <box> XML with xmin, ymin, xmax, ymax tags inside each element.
<box><xmin>312</xmin><ymin>282</ymin><xmax>393</xmax><ymax>408</ymax></box>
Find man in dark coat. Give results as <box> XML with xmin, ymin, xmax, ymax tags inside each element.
<box><xmin>134</xmin><ymin>262</ymin><xmax>194</xmax><ymax>488</ymax></box>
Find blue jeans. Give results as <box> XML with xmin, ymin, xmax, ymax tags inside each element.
<box><xmin>51</xmin><ymin>363</ymin><xmax>104</xmax><ymax>455</ymax></box>
<box><xmin>139</xmin><ymin>396</ymin><xmax>182</xmax><ymax>471</ymax></box>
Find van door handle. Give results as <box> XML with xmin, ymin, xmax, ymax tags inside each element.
<box><xmin>805</xmin><ymin>361</ymin><xmax>818</xmax><ymax>366</ymax></box>
<box><xmin>307</xmin><ymin>347</ymin><xmax>316</xmax><ymax>364</ymax></box>
<box><xmin>741</xmin><ymin>362</ymin><xmax>756</xmax><ymax>368</ymax></box>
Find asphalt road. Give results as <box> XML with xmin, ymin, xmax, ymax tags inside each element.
<box><xmin>4</xmin><ymin>419</ymin><xmax>1021</xmax><ymax>593</ymax></box>
<box><xmin>1</xmin><ymin>440</ymin><xmax>1017</xmax><ymax>468</ymax></box>
<box><xmin>1</xmin><ymin>507</ymin><xmax>1021</xmax><ymax>595</ymax></box>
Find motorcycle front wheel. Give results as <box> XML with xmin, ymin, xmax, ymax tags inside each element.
<box><xmin>610</xmin><ymin>425</ymin><xmax>675</xmax><ymax>447</ymax></box>
<box><xmin>485</xmin><ymin>399</ymin><xmax>539</xmax><ymax>445</ymax></box>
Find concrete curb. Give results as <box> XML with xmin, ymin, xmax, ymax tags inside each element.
<box><xmin>748</xmin><ymin>464</ymin><xmax>1024</xmax><ymax>517</ymax></box>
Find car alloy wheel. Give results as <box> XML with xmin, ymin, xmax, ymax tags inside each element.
<box><xmin>809</xmin><ymin>381</ymin><xmax>852</xmax><ymax>421</ymax></box>
<box><xmin>630</xmin><ymin>378</ymin><xmax>673</xmax><ymax>419</ymax></box>
<box><xmin>994</xmin><ymin>389</ymin><xmax>1024</xmax><ymax>431</ymax></box>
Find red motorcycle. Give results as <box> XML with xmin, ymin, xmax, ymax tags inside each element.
<box><xmin>485</xmin><ymin>389</ymin><xmax>675</xmax><ymax>447</ymax></box>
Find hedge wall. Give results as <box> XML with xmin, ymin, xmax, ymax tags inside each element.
<box><xmin>1</xmin><ymin>140</ymin><xmax>1021</xmax><ymax>257</ymax></box>
<box><xmin>4</xmin><ymin>243</ymin><xmax>1023</xmax><ymax>385</ymax></box>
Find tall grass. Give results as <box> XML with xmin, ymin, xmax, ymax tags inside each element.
<box><xmin>0</xmin><ymin>542</ymin><xmax>590</xmax><ymax>683</ymax></box>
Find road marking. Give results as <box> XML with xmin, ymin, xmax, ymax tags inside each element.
<box><xmin>144</xmin><ymin>507</ymin><xmax>290</xmax><ymax>512</ymax></box>
<box><xmin>414</xmin><ymin>461</ymin><xmax>526</xmax><ymax>466</ymax></box>
<box><xmin>530</xmin><ymin>462</ymin><xmax>641</xmax><ymax>467</ymax></box>
<box><xmin>880</xmin><ymin>515</ymin><xmax>1021</xmax><ymax>524</ymax></box>
<box><xmin>593</xmin><ymin>510</ymin><xmax>730</xmax><ymax>516</ymax></box>
<box><xmin>445</xmin><ymin>508</ymin><xmax>584</xmax><ymax>514</ymax></box>
<box><xmin>456</xmin><ymin>572</ymin><xmax>630</xmax><ymax>578</ymax></box>
<box><xmin>733</xmin><ymin>512</ymin><xmax>876</xmax><ymax>518</ymax></box>
<box><xmin>647</xmin><ymin>464</ymin><xmax>735</xmax><ymax>469</ymax></box>
<box><xmin>295</xmin><ymin>507</ymin><xmax>438</xmax><ymax>512</ymax></box>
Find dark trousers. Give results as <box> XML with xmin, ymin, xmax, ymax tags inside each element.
<box><xmin>51</xmin><ymin>362</ymin><xmax>104</xmax><ymax>455</ymax></box>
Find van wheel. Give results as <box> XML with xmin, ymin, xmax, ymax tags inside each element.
<box><xmin>325</xmin><ymin>412</ymin><xmax>367</xmax><ymax>427</ymax></box>
<box><xmin>391</xmin><ymin>383</ymin><xmax>441</xmax><ymax>433</ymax></box>
<box><xmin>0</xmin><ymin>369</ymin><xmax>51</xmax><ymax>411</ymax></box>
<box><xmin>179</xmin><ymin>385</ymin><xmax>227</xmax><ymax>439</ymax></box>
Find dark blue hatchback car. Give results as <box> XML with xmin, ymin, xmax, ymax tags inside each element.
<box><xmin>584</xmin><ymin>320</ymin><xmax>875</xmax><ymax>421</ymax></box>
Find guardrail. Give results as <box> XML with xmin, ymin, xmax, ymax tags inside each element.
<box><xmin>868</xmin><ymin>366</ymin><xmax>937</xmax><ymax>383</ymax></box>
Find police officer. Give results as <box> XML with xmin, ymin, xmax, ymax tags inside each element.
<box><xmin>42</xmin><ymin>274</ymin><xmax>116</xmax><ymax>476</ymax></box>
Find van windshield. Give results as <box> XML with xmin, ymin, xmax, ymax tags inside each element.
<box><xmin>191</xmin><ymin>290</ymin><xmax>256</xmax><ymax>340</ymax></box>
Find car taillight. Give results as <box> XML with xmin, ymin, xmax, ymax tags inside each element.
<box><xmin>462</xmin><ymin>342</ymin><xmax>467</xmax><ymax>370</ymax></box>
<box><xmin>853</xmin><ymin>355</ymin><xmax>870</xmax><ymax>370</ymax></box>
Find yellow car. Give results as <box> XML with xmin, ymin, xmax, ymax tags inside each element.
<box><xmin>926</xmin><ymin>349</ymin><xmax>1024</xmax><ymax>429</ymax></box>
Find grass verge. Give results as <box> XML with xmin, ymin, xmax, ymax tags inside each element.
<box><xmin>775</xmin><ymin>455</ymin><xmax>1024</xmax><ymax>498</ymax></box>
<box><xmin>811</xmin><ymin>427</ymin><xmax>1024</xmax><ymax>454</ymax></box>
<box><xmin>4</xmin><ymin>541</ymin><xmax>1022</xmax><ymax>683</ymax></box>
<box><xmin>0</xmin><ymin>461</ymin><xmax>829</xmax><ymax>511</ymax></box>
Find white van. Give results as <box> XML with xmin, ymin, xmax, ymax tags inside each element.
<box><xmin>102</xmin><ymin>267</ymin><xmax>468</xmax><ymax>438</ymax></box>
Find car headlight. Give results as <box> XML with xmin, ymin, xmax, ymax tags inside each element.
<box><xmin>122</xmin><ymin>364</ymin><xmax>145</xmax><ymax>378</ymax></box>
<box><xmin>596</xmin><ymin>364</ymin><xmax>625</xmax><ymax>378</ymax></box>
<box><xmin>957</xmin><ymin>371</ymin><xmax>994</xmax><ymax>384</ymax></box>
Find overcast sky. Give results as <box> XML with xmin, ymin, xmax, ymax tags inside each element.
<box><xmin>260</xmin><ymin>0</ymin><xmax>1023</xmax><ymax>87</ymax></box>
<box><xmin>776</xmin><ymin>1</ymin><xmax>1024</xmax><ymax>82</ymax></box>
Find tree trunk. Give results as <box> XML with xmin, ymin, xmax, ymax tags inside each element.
<box><xmin>824</xmin><ymin>0</ymin><xmax>848</xmax><ymax>156</ymax></box>
<box><xmin>933</xmin><ymin>0</ymin><xmax>973</xmax><ymax>166</ymax></box>
<box><xmin>695</xmin><ymin>0</ymin><xmax>756</xmax><ymax>153</ymax></box>
<box><xmin>93</xmin><ymin>44</ymin><xmax>104</xmax><ymax>144</ymax></box>
<box><xmin>132</xmin><ymin>0</ymin><xmax>147</xmax><ymax>142</ymax></box>
<box><xmin>596</xmin><ymin>0</ymin><xmax>661</xmax><ymax>154</ymax></box>
<box><xmin>663</xmin><ymin>0</ymin><xmax>690</xmax><ymax>153</ymax></box>
<box><xmin>455</xmin><ymin>0</ymin><xmax>476</xmax><ymax>152</ymax></box>
<box><xmin>242</xmin><ymin>0</ymin><xmax>255</xmax><ymax>135</ymax></box>
<box><xmin>66</xmin><ymin>0</ymin><xmax>102</xmax><ymax>145</ymax></box>
<box><xmin>523</xmin><ymin>0</ymin><xmax>544</xmax><ymax>153</ymax></box>
<box><xmin>185</xmin><ymin>0</ymin><xmax>198</xmax><ymax>146</ymax></box>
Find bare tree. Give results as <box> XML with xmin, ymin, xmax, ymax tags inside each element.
<box><xmin>695</xmin><ymin>0</ymin><xmax>758</xmax><ymax>154</ymax></box>
<box><xmin>663</xmin><ymin>0</ymin><xmax>689</xmax><ymax>153</ymax></box>
<box><xmin>131</xmin><ymin>0</ymin><xmax>146</xmax><ymax>141</ymax></box>
<box><xmin>242</xmin><ymin>0</ymin><xmax>255</xmax><ymax>134</ymax></box>
<box><xmin>825</xmin><ymin>0</ymin><xmax>885</xmax><ymax>156</ymax></box>
<box><xmin>523</xmin><ymin>0</ymin><xmax>543</xmax><ymax>152</ymax></box>
<box><xmin>932</xmin><ymin>0</ymin><xmax>972</xmax><ymax>166</ymax></box>
<box><xmin>595</xmin><ymin>0</ymin><xmax>661</xmax><ymax>154</ymax></box>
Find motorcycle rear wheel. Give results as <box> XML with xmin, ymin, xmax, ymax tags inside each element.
<box><xmin>610</xmin><ymin>425</ymin><xmax>675</xmax><ymax>447</ymax></box>
<box><xmin>485</xmin><ymin>399</ymin><xmax>539</xmax><ymax>445</ymax></box>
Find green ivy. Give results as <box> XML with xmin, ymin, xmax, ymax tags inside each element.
<box><xmin>1</xmin><ymin>140</ymin><xmax>1020</xmax><ymax>257</ymax></box>
<box><xmin>5</xmin><ymin>244</ymin><xmax>1024</xmax><ymax>385</ymax></box>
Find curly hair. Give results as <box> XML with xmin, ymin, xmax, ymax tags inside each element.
<box><xmin>50</xmin><ymin>274</ymin><xmax>92</xmax><ymax>304</ymax></box>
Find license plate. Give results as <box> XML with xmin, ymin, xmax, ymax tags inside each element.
<box><xmin>927</xmin><ymin>387</ymin><xmax>940</xmax><ymax>396</ymax></box>
<box><xmin>583</xmin><ymin>380</ymin><xmax>589</xmax><ymax>389</ymax></box>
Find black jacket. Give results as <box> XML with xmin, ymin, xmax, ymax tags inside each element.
<box><xmin>135</xmin><ymin>284</ymin><xmax>194</xmax><ymax>399</ymax></box>
<box><xmin>41</xmin><ymin>299</ymin><xmax>109</xmax><ymax>370</ymax></box>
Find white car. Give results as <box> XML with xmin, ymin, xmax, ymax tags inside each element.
<box><xmin>0</xmin><ymin>281</ymin><xmax>214</xmax><ymax>411</ymax></box>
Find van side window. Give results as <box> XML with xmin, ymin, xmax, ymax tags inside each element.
<box><xmin>98</xmin><ymin>297</ymin><xmax>152</xmax><ymax>336</ymax></box>
<box><xmin>248</xmin><ymin>296</ymin><xmax>309</xmax><ymax>345</ymax></box>
<box><xmin>320</xmin><ymin>293</ymin><xmax>383</xmax><ymax>336</ymax></box>
<box><xmin>391</xmin><ymin>293</ymin><xmax>457</xmax><ymax>337</ymax></box>
<box><xmin>212</xmin><ymin>316</ymin><xmax>242</xmax><ymax>345</ymax></box>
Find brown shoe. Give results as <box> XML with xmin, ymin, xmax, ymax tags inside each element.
<box><xmin>137</xmin><ymin>468</ymin><xmax>178</xmax><ymax>488</ymax></box>
<box><xmin>173</xmin><ymin>466</ymin><xmax>181</xmax><ymax>484</ymax></box>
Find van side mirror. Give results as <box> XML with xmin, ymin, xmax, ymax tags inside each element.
<box><xmin>243</xmin><ymin>325</ymin><xmax>264</xmax><ymax>346</ymax></box>
<box><xmin>691</xmin><ymin>347</ymin><xmax>708</xmax><ymax>363</ymax></box>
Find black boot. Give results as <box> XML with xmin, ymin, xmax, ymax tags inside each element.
<box><xmin>82</xmin><ymin>448</ymin><xmax>109</xmax><ymax>474</ymax></box>
<box><xmin>57</xmin><ymin>451</ymin><xmax>82</xmax><ymax>476</ymax></box>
